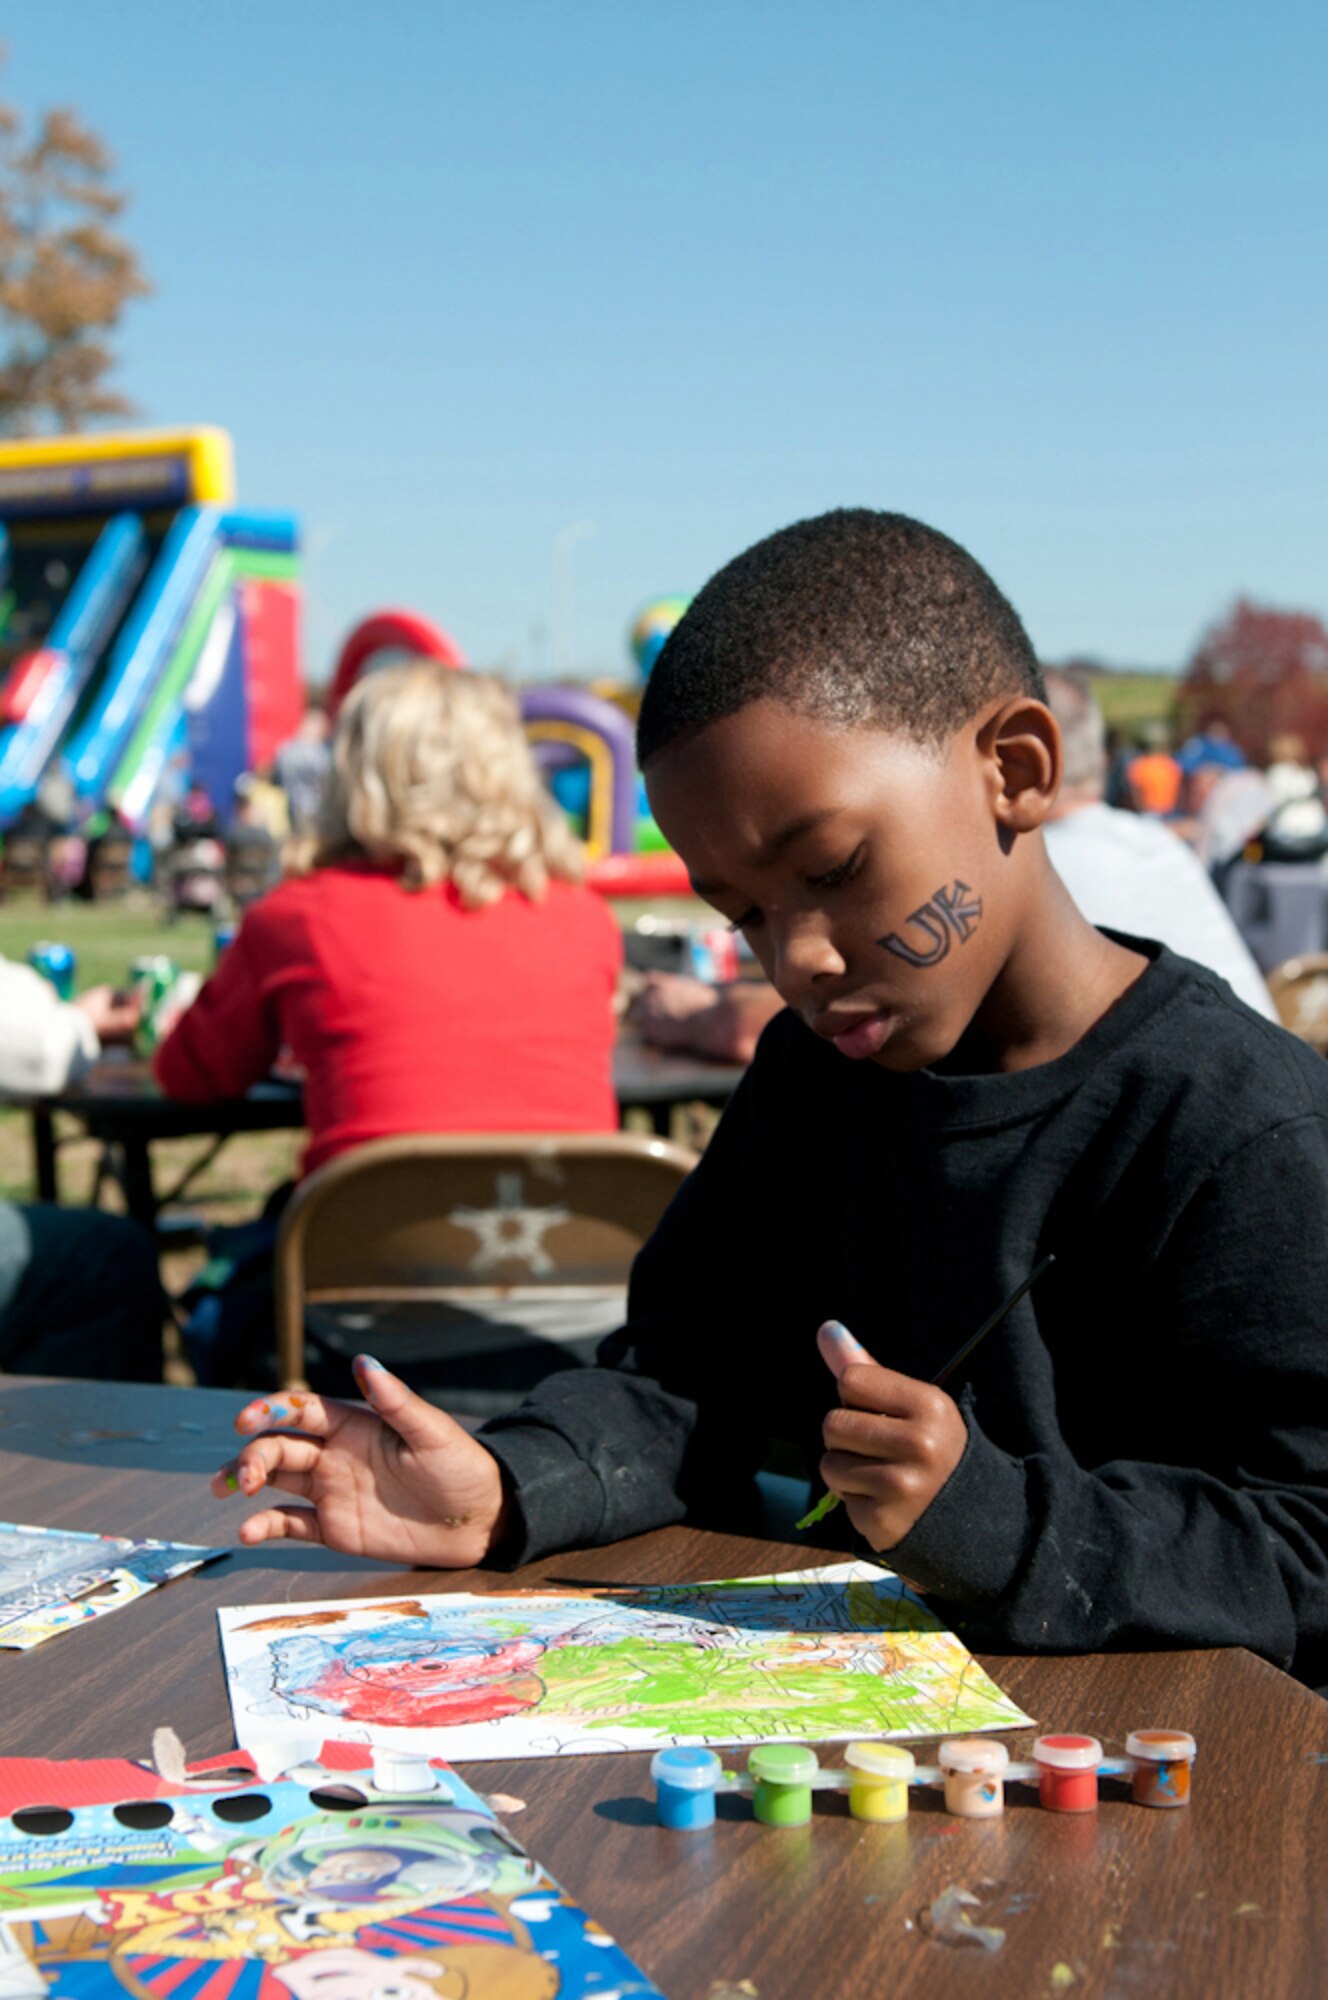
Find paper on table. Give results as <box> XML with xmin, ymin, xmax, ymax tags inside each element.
<box><xmin>218</xmin><ymin>1560</ymin><xmax>1033</xmax><ymax>1762</ymax></box>
<box><xmin>0</xmin><ymin>1521</ymin><xmax>221</xmax><ymax>1649</ymax></box>
<box><xmin>0</xmin><ymin>1755</ymin><xmax>664</xmax><ymax>1997</ymax></box>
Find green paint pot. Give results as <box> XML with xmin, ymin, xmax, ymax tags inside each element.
<box><xmin>748</xmin><ymin>1743</ymin><xmax>819</xmax><ymax>1827</ymax></box>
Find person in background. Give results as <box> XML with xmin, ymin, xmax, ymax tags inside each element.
<box><xmin>1179</xmin><ymin>761</ymin><xmax>1274</xmax><ymax>882</ymax></box>
<box><xmin>224</xmin><ymin>778</ymin><xmax>281</xmax><ymax>907</ymax></box>
<box><xmin>0</xmin><ymin>963</ymin><xmax>161</xmax><ymax>1380</ymax></box>
<box><xmin>0</xmin><ymin>961</ymin><xmax>138</xmax><ymax>1096</ymax></box>
<box><xmin>1123</xmin><ymin>721</ymin><xmax>1182</xmax><ymax>815</ymax></box>
<box><xmin>156</xmin><ymin>660</ymin><xmax>622</xmax><ymax>1174</ymax></box>
<box><xmin>235</xmin><ymin>768</ymin><xmax>291</xmax><ymax>843</ymax></box>
<box><xmin>1101</xmin><ymin>724</ymin><xmax>1134</xmax><ymax>810</ymax></box>
<box><xmin>1042</xmin><ymin>670</ymin><xmax>1276</xmax><ymax>1019</ymax></box>
<box><xmin>1264</xmin><ymin>733</ymin><xmax>1318</xmax><ymax>810</ymax></box>
<box><xmin>1176</xmin><ymin>713</ymin><xmax>1247</xmax><ymax>778</ymax></box>
<box><xmin>274</xmin><ymin>696</ymin><xmax>333</xmax><ymax>836</ymax></box>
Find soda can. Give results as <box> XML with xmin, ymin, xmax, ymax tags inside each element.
<box><xmin>128</xmin><ymin>955</ymin><xmax>179</xmax><ymax>1054</ymax></box>
<box><xmin>28</xmin><ymin>942</ymin><xmax>76</xmax><ymax>1001</ymax></box>
<box><xmin>688</xmin><ymin>926</ymin><xmax>740</xmax><ymax>985</ymax></box>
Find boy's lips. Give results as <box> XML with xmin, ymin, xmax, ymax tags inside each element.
<box><xmin>812</xmin><ymin>1008</ymin><xmax>898</xmax><ymax>1060</ymax></box>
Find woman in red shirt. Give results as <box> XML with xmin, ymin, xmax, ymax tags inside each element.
<box><xmin>155</xmin><ymin>661</ymin><xmax>622</xmax><ymax>1173</ymax></box>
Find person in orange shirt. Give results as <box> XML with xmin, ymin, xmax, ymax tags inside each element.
<box><xmin>1124</xmin><ymin>724</ymin><xmax>1182</xmax><ymax>814</ymax></box>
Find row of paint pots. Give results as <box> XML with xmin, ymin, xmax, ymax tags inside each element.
<box><xmin>651</xmin><ymin>1730</ymin><xmax>1196</xmax><ymax>1831</ymax></box>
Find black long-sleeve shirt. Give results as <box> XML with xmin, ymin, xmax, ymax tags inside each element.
<box><xmin>483</xmin><ymin>940</ymin><xmax>1328</xmax><ymax>1687</ymax></box>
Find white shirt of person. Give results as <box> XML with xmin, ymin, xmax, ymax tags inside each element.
<box><xmin>1045</xmin><ymin>803</ymin><xmax>1277</xmax><ymax>1023</ymax></box>
<box><xmin>0</xmin><ymin>958</ymin><xmax>100</xmax><ymax>1095</ymax></box>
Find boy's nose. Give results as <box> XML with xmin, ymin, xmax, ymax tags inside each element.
<box><xmin>772</xmin><ymin>916</ymin><xmax>847</xmax><ymax>997</ymax></box>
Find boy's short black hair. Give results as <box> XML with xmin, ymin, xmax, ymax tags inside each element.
<box><xmin>638</xmin><ymin>508</ymin><xmax>1045</xmax><ymax>764</ymax></box>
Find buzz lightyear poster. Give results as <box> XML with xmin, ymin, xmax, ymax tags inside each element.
<box><xmin>0</xmin><ymin>1769</ymin><xmax>659</xmax><ymax>1998</ymax></box>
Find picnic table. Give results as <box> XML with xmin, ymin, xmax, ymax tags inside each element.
<box><xmin>11</xmin><ymin>1034</ymin><xmax>746</xmax><ymax>1231</ymax></box>
<box><xmin>0</xmin><ymin>1370</ymin><xmax>1324</xmax><ymax>1999</ymax></box>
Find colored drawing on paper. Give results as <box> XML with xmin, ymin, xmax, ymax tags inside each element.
<box><xmin>218</xmin><ymin>1562</ymin><xmax>1031</xmax><ymax>1762</ymax></box>
<box><xmin>0</xmin><ymin>1521</ymin><xmax>221</xmax><ymax>1649</ymax></box>
<box><xmin>0</xmin><ymin>1766</ymin><xmax>660</xmax><ymax>1999</ymax></box>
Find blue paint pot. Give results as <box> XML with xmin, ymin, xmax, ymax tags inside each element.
<box><xmin>651</xmin><ymin>1746</ymin><xmax>723</xmax><ymax>1829</ymax></box>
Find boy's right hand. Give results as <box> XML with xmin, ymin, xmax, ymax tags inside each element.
<box><xmin>211</xmin><ymin>1355</ymin><xmax>510</xmax><ymax>1570</ymax></box>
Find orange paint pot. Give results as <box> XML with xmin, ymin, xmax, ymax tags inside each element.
<box><xmin>1126</xmin><ymin>1729</ymin><xmax>1196</xmax><ymax>1808</ymax></box>
<box><xmin>1032</xmin><ymin>1733</ymin><xmax>1102</xmax><ymax>1812</ymax></box>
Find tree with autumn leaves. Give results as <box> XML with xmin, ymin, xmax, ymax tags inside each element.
<box><xmin>0</xmin><ymin>60</ymin><xmax>149</xmax><ymax>434</ymax></box>
<box><xmin>1179</xmin><ymin>600</ymin><xmax>1328</xmax><ymax>761</ymax></box>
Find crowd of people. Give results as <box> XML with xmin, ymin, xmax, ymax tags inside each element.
<box><xmin>6</xmin><ymin>506</ymin><xmax>1328</xmax><ymax>1700</ymax></box>
<box><xmin>0</xmin><ymin>702</ymin><xmax>335</xmax><ymax>917</ymax></box>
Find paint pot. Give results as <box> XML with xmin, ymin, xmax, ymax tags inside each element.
<box><xmin>1032</xmin><ymin>1734</ymin><xmax>1103</xmax><ymax>1813</ymax></box>
<box><xmin>371</xmin><ymin>1749</ymin><xmax>438</xmax><ymax>1795</ymax></box>
<box><xmin>843</xmin><ymin>1741</ymin><xmax>915</xmax><ymax>1822</ymax></box>
<box><xmin>1125</xmin><ymin>1729</ymin><xmax>1196</xmax><ymax>1809</ymax></box>
<box><xmin>748</xmin><ymin>1744</ymin><xmax>819</xmax><ymax>1827</ymax></box>
<box><xmin>651</xmin><ymin>1747</ymin><xmax>723</xmax><ymax>1830</ymax></box>
<box><xmin>937</xmin><ymin>1737</ymin><xmax>1011</xmax><ymax>1818</ymax></box>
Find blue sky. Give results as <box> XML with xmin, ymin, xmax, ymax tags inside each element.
<box><xmin>4</xmin><ymin>0</ymin><xmax>1325</xmax><ymax>682</ymax></box>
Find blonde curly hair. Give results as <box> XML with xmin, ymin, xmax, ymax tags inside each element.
<box><xmin>299</xmin><ymin>659</ymin><xmax>584</xmax><ymax>905</ymax></box>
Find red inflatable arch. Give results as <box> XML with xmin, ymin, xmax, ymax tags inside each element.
<box><xmin>584</xmin><ymin>850</ymin><xmax>692</xmax><ymax>898</ymax></box>
<box><xmin>327</xmin><ymin>609</ymin><xmax>467</xmax><ymax>718</ymax></box>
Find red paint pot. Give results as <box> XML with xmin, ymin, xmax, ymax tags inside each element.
<box><xmin>1032</xmin><ymin>1733</ymin><xmax>1102</xmax><ymax>1812</ymax></box>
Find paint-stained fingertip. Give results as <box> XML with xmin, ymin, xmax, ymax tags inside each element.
<box><xmin>238</xmin><ymin>1398</ymin><xmax>292</xmax><ymax>1431</ymax></box>
<box><xmin>816</xmin><ymin>1318</ymin><xmax>872</xmax><ymax>1375</ymax></box>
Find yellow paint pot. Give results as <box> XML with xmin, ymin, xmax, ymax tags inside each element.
<box><xmin>843</xmin><ymin>1741</ymin><xmax>915</xmax><ymax>1821</ymax></box>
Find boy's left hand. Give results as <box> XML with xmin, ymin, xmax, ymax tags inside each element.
<box><xmin>817</xmin><ymin>1321</ymin><xmax>967</xmax><ymax>1550</ymax></box>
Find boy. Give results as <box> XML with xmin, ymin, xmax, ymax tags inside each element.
<box><xmin>215</xmin><ymin>510</ymin><xmax>1328</xmax><ymax>1689</ymax></box>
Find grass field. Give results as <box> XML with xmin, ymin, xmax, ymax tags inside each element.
<box><xmin>0</xmin><ymin>894</ymin><xmax>217</xmax><ymax>991</ymax></box>
<box><xmin>1085</xmin><ymin>671</ymin><xmax>1180</xmax><ymax>735</ymax></box>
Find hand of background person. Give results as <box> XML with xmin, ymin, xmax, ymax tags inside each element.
<box><xmin>816</xmin><ymin>1321</ymin><xmax>967</xmax><ymax>1551</ymax></box>
<box><xmin>211</xmin><ymin>1356</ymin><xmax>510</xmax><ymax>1568</ymax></box>
<box><xmin>626</xmin><ymin>971</ymin><xmax>718</xmax><ymax>1045</ymax></box>
<box><xmin>73</xmin><ymin>985</ymin><xmax>141</xmax><ymax>1045</ymax></box>
<box><xmin>627</xmin><ymin>970</ymin><xmax>781</xmax><ymax>1063</ymax></box>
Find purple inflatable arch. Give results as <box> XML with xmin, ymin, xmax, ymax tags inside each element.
<box><xmin>520</xmin><ymin>685</ymin><xmax>639</xmax><ymax>854</ymax></box>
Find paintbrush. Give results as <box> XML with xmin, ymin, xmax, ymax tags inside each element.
<box><xmin>796</xmin><ymin>1252</ymin><xmax>1057</xmax><ymax>1531</ymax></box>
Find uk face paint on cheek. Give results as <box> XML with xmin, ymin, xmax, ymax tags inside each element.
<box><xmin>878</xmin><ymin>879</ymin><xmax>983</xmax><ymax>967</ymax></box>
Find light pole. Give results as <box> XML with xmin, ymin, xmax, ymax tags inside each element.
<box><xmin>551</xmin><ymin>520</ymin><xmax>595</xmax><ymax>678</ymax></box>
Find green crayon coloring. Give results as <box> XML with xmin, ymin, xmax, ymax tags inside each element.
<box><xmin>749</xmin><ymin>1743</ymin><xmax>819</xmax><ymax>1826</ymax></box>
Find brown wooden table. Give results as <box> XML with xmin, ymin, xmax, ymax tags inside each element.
<box><xmin>1</xmin><ymin>1373</ymin><xmax>1324</xmax><ymax>1999</ymax></box>
<box><xmin>12</xmin><ymin>1036</ymin><xmax>745</xmax><ymax>1229</ymax></box>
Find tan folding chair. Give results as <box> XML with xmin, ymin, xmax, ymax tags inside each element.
<box><xmin>1267</xmin><ymin>955</ymin><xmax>1328</xmax><ymax>1054</ymax></box>
<box><xmin>274</xmin><ymin>1131</ymin><xmax>696</xmax><ymax>1397</ymax></box>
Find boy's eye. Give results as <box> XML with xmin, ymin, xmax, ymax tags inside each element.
<box><xmin>808</xmin><ymin>844</ymin><xmax>865</xmax><ymax>890</ymax></box>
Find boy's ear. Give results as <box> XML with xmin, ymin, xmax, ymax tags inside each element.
<box><xmin>976</xmin><ymin>697</ymin><xmax>1061</xmax><ymax>832</ymax></box>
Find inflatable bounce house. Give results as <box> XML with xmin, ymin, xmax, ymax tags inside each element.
<box><xmin>326</xmin><ymin>606</ymin><xmax>466</xmax><ymax>717</ymax></box>
<box><xmin>326</xmin><ymin>593</ymin><xmax>695</xmax><ymax>898</ymax></box>
<box><xmin>523</xmin><ymin>593</ymin><xmax>692</xmax><ymax>896</ymax></box>
<box><xmin>0</xmin><ymin>427</ymin><xmax>301</xmax><ymax>827</ymax></box>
